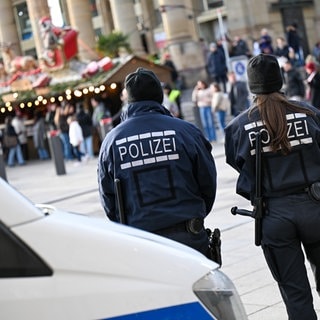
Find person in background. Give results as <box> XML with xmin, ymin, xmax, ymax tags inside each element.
<box><xmin>229</xmin><ymin>35</ymin><xmax>251</xmax><ymax>57</ymax></box>
<box><xmin>162</xmin><ymin>82</ymin><xmax>183</xmax><ymax>118</ymax></box>
<box><xmin>274</xmin><ymin>36</ymin><xmax>290</xmax><ymax>60</ymax></box>
<box><xmin>211</xmin><ymin>82</ymin><xmax>230</xmax><ymax>140</ymax></box>
<box><xmin>112</xmin><ymin>88</ymin><xmax>129</xmax><ymax>126</ymax></box>
<box><xmin>162</xmin><ymin>83</ymin><xmax>179</xmax><ymax>117</ymax></box>
<box><xmin>227</xmin><ymin>71</ymin><xmax>249</xmax><ymax>117</ymax></box>
<box><xmin>258</xmin><ymin>28</ymin><xmax>273</xmax><ymax>54</ymax></box>
<box><xmin>76</xmin><ymin>102</ymin><xmax>94</xmax><ymax>159</ymax></box>
<box><xmin>67</xmin><ymin>114</ymin><xmax>86</xmax><ymax>165</ymax></box>
<box><xmin>225</xmin><ymin>53</ymin><xmax>320</xmax><ymax>320</ymax></box>
<box><xmin>32</xmin><ymin>111</ymin><xmax>50</xmax><ymax>160</ymax></box>
<box><xmin>11</xmin><ymin>108</ymin><xmax>28</xmax><ymax>160</ymax></box>
<box><xmin>192</xmin><ymin>79</ymin><xmax>216</xmax><ymax>143</ymax></box>
<box><xmin>252</xmin><ymin>38</ymin><xmax>261</xmax><ymax>56</ymax></box>
<box><xmin>286</xmin><ymin>23</ymin><xmax>304</xmax><ymax>66</ymax></box>
<box><xmin>206</xmin><ymin>42</ymin><xmax>228</xmax><ymax>92</ymax></box>
<box><xmin>282</xmin><ymin>59</ymin><xmax>305</xmax><ymax>101</ymax></box>
<box><xmin>312</xmin><ymin>41</ymin><xmax>320</xmax><ymax>64</ymax></box>
<box><xmin>305</xmin><ymin>61</ymin><xmax>320</xmax><ymax>109</ymax></box>
<box><xmin>91</xmin><ymin>96</ymin><xmax>110</xmax><ymax>144</ymax></box>
<box><xmin>162</xmin><ymin>52</ymin><xmax>180</xmax><ymax>89</ymax></box>
<box><xmin>3</xmin><ymin>115</ymin><xmax>25</xmax><ymax>167</ymax></box>
<box><xmin>98</xmin><ymin>67</ymin><xmax>217</xmax><ymax>257</ymax></box>
<box><xmin>45</xmin><ymin>102</ymin><xmax>58</xmax><ymax>131</ymax></box>
<box><xmin>54</xmin><ymin>102</ymin><xmax>74</xmax><ymax>160</ymax></box>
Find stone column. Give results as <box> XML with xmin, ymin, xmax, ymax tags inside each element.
<box><xmin>59</xmin><ymin>0</ymin><xmax>70</xmax><ymax>27</ymax></box>
<box><xmin>109</xmin><ymin>0</ymin><xmax>145</xmax><ymax>56</ymax></box>
<box><xmin>96</xmin><ymin>0</ymin><xmax>113</xmax><ymax>35</ymax></box>
<box><xmin>0</xmin><ymin>0</ymin><xmax>21</xmax><ymax>52</ymax></box>
<box><xmin>26</xmin><ymin>0</ymin><xmax>50</xmax><ymax>59</ymax></box>
<box><xmin>66</xmin><ymin>0</ymin><xmax>98</xmax><ymax>62</ymax></box>
<box><xmin>0</xmin><ymin>0</ymin><xmax>22</xmax><ymax>73</ymax></box>
<box><xmin>158</xmin><ymin>0</ymin><xmax>206</xmax><ymax>87</ymax></box>
<box><xmin>159</xmin><ymin>0</ymin><xmax>197</xmax><ymax>44</ymax></box>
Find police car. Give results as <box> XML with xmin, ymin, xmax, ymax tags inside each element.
<box><xmin>0</xmin><ymin>177</ymin><xmax>247</xmax><ymax>320</ymax></box>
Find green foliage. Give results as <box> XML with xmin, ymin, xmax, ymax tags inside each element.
<box><xmin>97</xmin><ymin>31</ymin><xmax>132</xmax><ymax>58</ymax></box>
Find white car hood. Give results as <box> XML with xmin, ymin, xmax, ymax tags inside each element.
<box><xmin>13</xmin><ymin>207</ymin><xmax>217</xmax><ymax>283</ymax></box>
<box><xmin>0</xmin><ymin>178</ymin><xmax>43</xmax><ymax>226</ymax></box>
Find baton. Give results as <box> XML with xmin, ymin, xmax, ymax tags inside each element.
<box><xmin>231</xmin><ymin>131</ymin><xmax>264</xmax><ymax>246</ymax></box>
<box><xmin>114</xmin><ymin>178</ymin><xmax>127</xmax><ymax>225</ymax></box>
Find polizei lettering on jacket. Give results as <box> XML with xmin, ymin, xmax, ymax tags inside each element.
<box><xmin>116</xmin><ymin>130</ymin><xmax>179</xmax><ymax>169</ymax></box>
<box><xmin>244</xmin><ymin>113</ymin><xmax>312</xmax><ymax>155</ymax></box>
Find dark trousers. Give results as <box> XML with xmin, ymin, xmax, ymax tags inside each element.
<box><xmin>72</xmin><ymin>145</ymin><xmax>84</xmax><ymax>162</ymax></box>
<box><xmin>20</xmin><ymin>142</ymin><xmax>29</xmax><ymax>160</ymax></box>
<box><xmin>262</xmin><ymin>193</ymin><xmax>320</xmax><ymax>320</ymax></box>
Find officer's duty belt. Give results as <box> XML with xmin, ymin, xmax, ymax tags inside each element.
<box><xmin>154</xmin><ymin>218</ymin><xmax>204</xmax><ymax>235</ymax></box>
<box><xmin>284</xmin><ymin>182</ymin><xmax>320</xmax><ymax>201</ymax></box>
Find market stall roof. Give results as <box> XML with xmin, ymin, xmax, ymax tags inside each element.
<box><xmin>104</xmin><ymin>55</ymin><xmax>172</xmax><ymax>84</ymax></box>
<box><xmin>0</xmin><ymin>55</ymin><xmax>173</xmax><ymax>107</ymax></box>
<box><xmin>75</xmin><ymin>55</ymin><xmax>173</xmax><ymax>90</ymax></box>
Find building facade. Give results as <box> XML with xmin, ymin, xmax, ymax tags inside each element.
<box><xmin>0</xmin><ymin>0</ymin><xmax>319</xmax><ymax>87</ymax></box>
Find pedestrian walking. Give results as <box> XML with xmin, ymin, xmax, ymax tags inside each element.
<box><xmin>162</xmin><ymin>53</ymin><xmax>180</xmax><ymax>89</ymax></box>
<box><xmin>76</xmin><ymin>102</ymin><xmax>94</xmax><ymax>159</ymax></box>
<box><xmin>162</xmin><ymin>83</ymin><xmax>183</xmax><ymax>119</ymax></box>
<box><xmin>282</xmin><ymin>59</ymin><xmax>305</xmax><ymax>101</ymax></box>
<box><xmin>258</xmin><ymin>28</ymin><xmax>273</xmax><ymax>54</ymax></box>
<box><xmin>227</xmin><ymin>71</ymin><xmax>249</xmax><ymax>117</ymax></box>
<box><xmin>67</xmin><ymin>114</ymin><xmax>85</xmax><ymax>164</ymax></box>
<box><xmin>211</xmin><ymin>82</ymin><xmax>230</xmax><ymax>139</ymax></box>
<box><xmin>54</xmin><ymin>103</ymin><xmax>74</xmax><ymax>160</ymax></box>
<box><xmin>206</xmin><ymin>42</ymin><xmax>228</xmax><ymax>92</ymax></box>
<box><xmin>225</xmin><ymin>53</ymin><xmax>320</xmax><ymax>320</ymax></box>
<box><xmin>3</xmin><ymin>115</ymin><xmax>25</xmax><ymax>167</ymax></box>
<box><xmin>32</xmin><ymin>111</ymin><xmax>50</xmax><ymax>160</ymax></box>
<box><xmin>192</xmin><ymin>80</ymin><xmax>217</xmax><ymax>142</ymax></box>
<box><xmin>11</xmin><ymin>108</ymin><xmax>28</xmax><ymax>160</ymax></box>
<box><xmin>286</xmin><ymin>23</ymin><xmax>304</xmax><ymax>66</ymax></box>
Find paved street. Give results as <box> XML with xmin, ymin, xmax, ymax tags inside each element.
<box><xmin>2</xmin><ymin>95</ymin><xmax>320</xmax><ymax>319</ymax></box>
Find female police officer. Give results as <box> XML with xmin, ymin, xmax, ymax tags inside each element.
<box><xmin>225</xmin><ymin>54</ymin><xmax>320</xmax><ymax>319</ymax></box>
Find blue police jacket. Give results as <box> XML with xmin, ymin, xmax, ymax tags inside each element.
<box><xmin>98</xmin><ymin>100</ymin><xmax>217</xmax><ymax>232</ymax></box>
<box><xmin>225</xmin><ymin>101</ymin><xmax>320</xmax><ymax>201</ymax></box>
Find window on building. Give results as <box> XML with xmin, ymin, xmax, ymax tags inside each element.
<box><xmin>24</xmin><ymin>48</ymin><xmax>37</xmax><ymax>58</ymax></box>
<box><xmin>207</xmin><ymin>0</ymin><xmax>224</xmax><ymax>9</ymax></box>
<box><xmin>90</xmin><ymin>0</ymin><xmax>98</xmax><ymax>17</ymax></box>
<box><xmin>15</xmin><ymin>2</ymin><xmax>32</xmax><ymax>41</ymax></box>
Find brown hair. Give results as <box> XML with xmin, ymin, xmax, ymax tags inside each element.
<box><xmin>211</xmin><ymin>82</ymin><xmax>221</xmax><ymax>92</ymax></box>
<box><xmin>249</xmin><ymin>92</ymin><xmax>314</xmax><ymax>154</ymax></box>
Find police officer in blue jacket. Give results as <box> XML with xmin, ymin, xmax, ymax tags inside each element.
<box><xmin>98</xmin><ymin>68</ymin><xmax>217</xmax><ymax>256</ymax></box>
<box><xmin>225</xmin><ymin>54</ymin><xmax>320</xmax><ymax>320</ymax></box>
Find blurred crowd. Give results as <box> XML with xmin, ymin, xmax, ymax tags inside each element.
<box><xmin>1</xmin><ymin>22</ymin><xmax>320</xmax><ymax>166</ymax></box>
<box><xmin>189</xmin><ymin>23</ymin><xmax>320</xmax><ymax>143</ymax></box>
<box><xmin>0</xmin><ymin>90</ymin><xmax>123</xmax><ymax>168</ymax></box>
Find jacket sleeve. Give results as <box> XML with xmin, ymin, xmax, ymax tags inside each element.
<box><xmin>224</xmin><ymin>118</ymin><xmax>243</xmax><ymax>172</ymax></box>
<box><xmin>224</xmin><ymin>114</ymin><xmax>256</xmax><ymax>201</ymax></box>
<box><xmin>97</xmin><ymin>145</ymin><xmax>117</xmax><ymax>221</ymax></box>
<box><xmin>194</xmin><ymin>132</ymin><xmax>217</xmax><ymax>214</ymax></box>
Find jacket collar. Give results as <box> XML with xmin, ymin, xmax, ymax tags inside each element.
<box><xmin>121</xmin><ymin>100</ymin><xmax>172</xmax><ymax>121</ymax></box>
